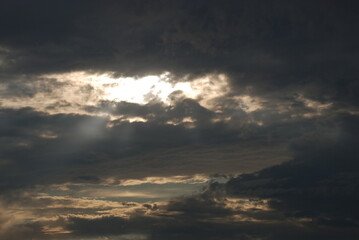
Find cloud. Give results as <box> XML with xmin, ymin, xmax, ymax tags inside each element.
<box><xmin>0</xmin><ymin>0</ymin><xmax>357</xmax><ymax>110</ymax></box>
<box><xmin>0</xmin><ymin>106</ymin><xmax>292</xmax><ymax>194</ymax></box>
<box><xmin>64</xmin><ymin>188</ymin><xmax>359</xmax><ymax>240</ymax></box>
<box><xmin>226</xmin><ymin>114</ymin><xmax>359</xmax><ymax>228</ymax></box>
<box><xmin>1</xmin><ymin>117</ymin><xmax>359</xmax><ymax>240</ymax></box>
<box><xmin>0</xmin><ymin>1</ymin><xmax>358</xmax><ymax>239</ymax></box>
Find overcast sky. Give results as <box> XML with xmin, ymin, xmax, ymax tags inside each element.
<box><xmin>0</xmin><ymin>1</ymin><xmax>358</xmax><ymax>239</ymax></box>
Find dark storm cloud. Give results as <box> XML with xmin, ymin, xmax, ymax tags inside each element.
<box><xmin>0</xmin><ymin>91</ymin><xmax>351</xmax><ymax>193</ymax></box>
<box><xmin>226</xmin><ymin>113</ymin><xmax>359</xmax><ymax>227</ymax></box>
<box><xmin>61</xmin><ymin>115</ymin><xmax>359</xmax><ymax>240</ymax></box>
<box><xmin>0</xmin><ymin>107</ymin><xmax>108</xmax><ymax>191</ymax></box>
<box><xmin>1</xmin><ymin>1</ymin><xmax>359</xmax><ymax>239</ymax></box>
<box><xmin>2</xmin><ymin>108</ymin><xmax>357</xmax><ymax>239</ymax></box>
<box><xmin>84</xmin><ymin>98</ymin><xmax>215</xmax><ymax>125</ymax></box>
<box><xmin>65</xmin><ymin>187</ymin><xmax>359</xmax><ymax>240</ymax></box>
<box><xmin>0</xmin><ymin>106</ymin><xmax>290</xmax><ymax>193</ymax></box>
<box><xmin>1</xmin><ymin>0</ymin><xmax>358</xmax><ymax>108</ymax></box>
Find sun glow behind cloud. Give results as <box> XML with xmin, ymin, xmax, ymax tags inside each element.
<box><xmin>0</xmin><ymin>70</ymin><xmax>274</xmax><ymax>136</ymax></box>
<box><xmin>0</xmin><ymin>70</ymin><xmax>268</xmax><ymax>121</ymax></box>
<box><xmin>45</xmin><ymin>71</ymin><xmax>199</xmax><ymax>105</ymax></box>
<box><xmin>41</xmin><ymin>71</ymin><xmax>240</xmax><ymax>111</ymax></box>
<box><xmin>46</xmin><ymin>71</ymin><xmax>266</xmax><ymax>115</ymax></box>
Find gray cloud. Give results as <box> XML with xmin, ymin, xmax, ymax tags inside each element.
<box><xmin>0</xmin><ymin>106</ymin><xmax>293</xmax><ymax>193</ymax></box>
<box><xmin>226</xmin><ymin>114</ymin><xmax>359</xmax><ymax>227</ymax></box>
<box><xmin>0</xmin><ymin>1</ymin><xmax>357</xmax><ymax>108</ymax></box>
<box><xmin>1</xmin><ymin>1</ymin><xmax>358</xmax><ymax>239</ymax></box>
<box><xmin>64</xmin><ymin>189</ymin><xmax>359</xmax><ymax>240</ymax></box>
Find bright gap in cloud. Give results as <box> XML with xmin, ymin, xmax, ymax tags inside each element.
<box><xmin>1</xmin><ymin>71</ymin><xmax>266</xmax><ymax>117</ymax></box>
<box><xmin>45</xmin><ymin>71</ymin><xmax>199</xmax><ymax>105</ymax></box>
<box><xmin>43</xmin><ymin>71</ymin><xmax>232</xmax><ymax>108</ymax></box>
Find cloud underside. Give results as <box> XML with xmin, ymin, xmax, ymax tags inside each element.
<box><xmin>1</xmin><ymin>0</ymin><xmax>358</xmax><ymax>107</ymax></box>
<box><xmin>1</xmin><ymin>108</ymin><xmax>358</xmax><ymax>240</ymax></box>
<box><xmin>0</xmin><ymin>0</ymin><xmax>359</xmax><ymax>239</ymax></box>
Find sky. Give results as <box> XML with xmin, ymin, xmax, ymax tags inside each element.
<box><xmin>0</xmin><ymin>0</ymin><xmax>358</xmax><ymax>239</ymax></box>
